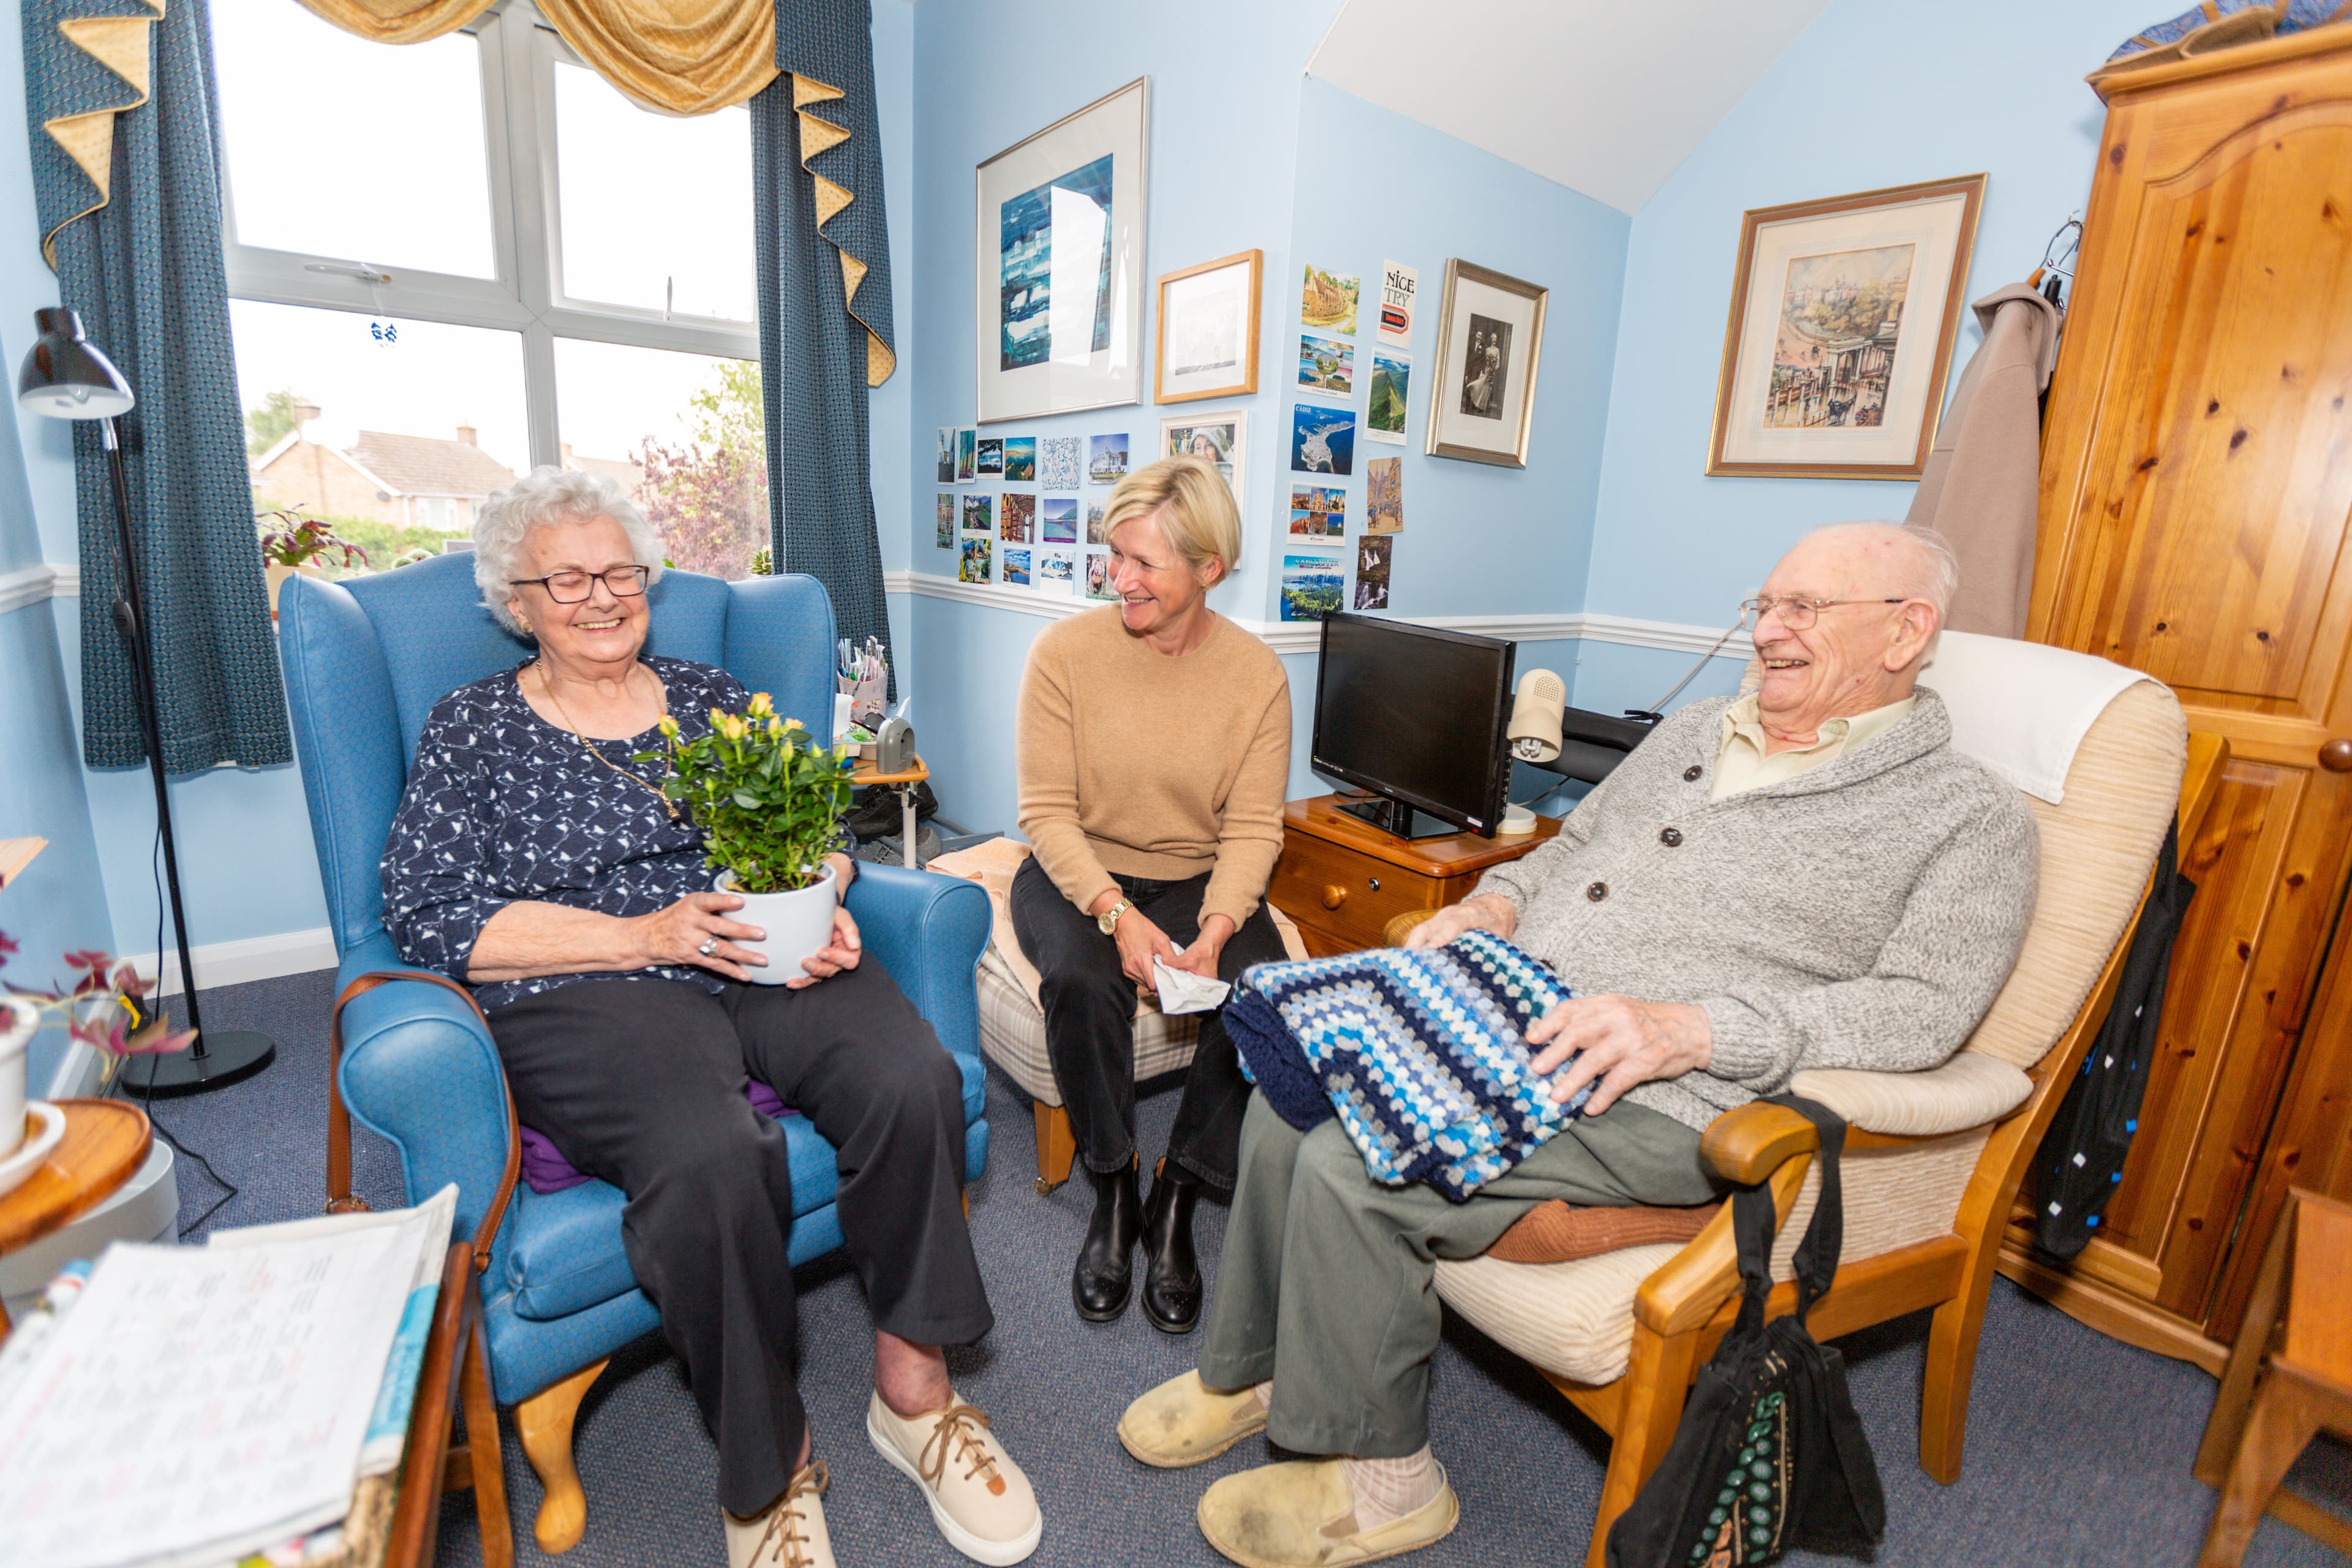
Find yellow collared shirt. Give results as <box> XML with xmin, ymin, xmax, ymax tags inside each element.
<box><xmin>1709</xmin><ymin>692</ymin><xmax>1917</xmax><ymax>802</ymax></box>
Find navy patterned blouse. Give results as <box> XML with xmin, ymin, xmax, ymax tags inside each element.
<box><xmin>381</xmin><ymin>655</ymin><xmax>848</xmax><ymax>1013</ymax></box>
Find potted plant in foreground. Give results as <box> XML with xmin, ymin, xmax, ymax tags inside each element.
<box><xmin>258</xmin><ymin>510</ymin><xmax>371</xmax><ymax>613</ymax></box>
<box><xmin>643</xmin><ymin>692</ymin><xmax>856</xmax><ymax>984</ymax></box>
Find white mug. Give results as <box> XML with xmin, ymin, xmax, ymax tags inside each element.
<box><xmin>0</xmin><ymin>996</ymin><xmax>39</xmax><ymax>1161</ymax></box>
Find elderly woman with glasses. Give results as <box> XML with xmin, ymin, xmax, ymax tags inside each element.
<box><xmin>380</xmin><ymin>467</ymin><xmax>1041</xmax><ymax>1568</ymax></box>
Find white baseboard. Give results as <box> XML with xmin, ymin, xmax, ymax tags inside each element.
<box><xmin>126</xmin><ymin>925</ymin><xmax>339</xmax><ymax>997</ymax></box>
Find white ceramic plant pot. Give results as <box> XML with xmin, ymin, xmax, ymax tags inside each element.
<box><xmin>0</xmin><ymin>996</ymin><xmax>38</xmax><ymax>1160</ymax></box>
<box><xmin>716</xmin><ymin>864</ymin><xmax>840</xmax><ymax>986</ymax></box>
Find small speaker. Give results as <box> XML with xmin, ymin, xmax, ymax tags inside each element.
<box><xmin>1507</xmin><ymin>668</ymin><xmax>1566</xmax><ymax>763</ymax></box>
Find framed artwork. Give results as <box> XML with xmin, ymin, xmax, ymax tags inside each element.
<box><xmin>1159</xmin><ymin>409</ymin><xmax>1248</xmax><ymax>516</ymax></box>
<box><xmin>1706</xmin><ymin>173</ymin><xmax>1986</xmax><ymax>479</ymax></box>
<box><xmin>974</xmin><ymin>77</ymin><xmax>1150</xmax><ymax>424</ymax></box>
<box><xmin>1155</xmin><ymin>249</ymin><xmax>1261</xmax><ymax>404</ymax></box>
<box><xmin>1425</xmin><ymin>259</ymin><xmax>1547</xmax><ymax>467</ymax></box>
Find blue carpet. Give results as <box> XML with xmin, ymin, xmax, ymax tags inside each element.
<box><xmin>146</xmin><ymin>971</ymin><xmax>2350</xmax><ymax>1568</ymax></box>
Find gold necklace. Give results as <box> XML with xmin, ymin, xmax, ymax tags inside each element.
<box><xmin>533</xmin><ymin>660</ymin><xmax>681</xmax><ymax>822</ymax></box>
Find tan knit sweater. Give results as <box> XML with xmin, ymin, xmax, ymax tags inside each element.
<box><xmin>1016</xmin><ymin>606</ymin><xmax>1291</xmax><ymax>929</ymax></box>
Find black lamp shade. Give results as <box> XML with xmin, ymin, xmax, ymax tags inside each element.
<box><xmin>18</xmin><ymin>306</ymin><xmax>134</xmax><ymax>420</ymax></box>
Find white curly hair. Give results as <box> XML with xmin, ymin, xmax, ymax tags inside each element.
<box><xmin>472</xmin><ymin>465</ymin><xmax>664</xmax><ymax>636</ymax></box>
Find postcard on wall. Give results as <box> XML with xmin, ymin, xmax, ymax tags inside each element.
<box><xmin>1004</xmin><ymin>436</ymin><xmax>1038</xmax><ymax>481</ymax></box>
<box><xmin>975</xmin><ymin>78</ymin><xmax>1148</xmax><ymax>424</ymax></box>
<box><xmin>1377</xmin><ymin>260</ymin><xmax>1417</xmax><ymax>349</ymax></box>
<box><xmin>1085</xmin><ymin>502</ymin><xmax>1108</xmax><ymax>544</ymax></box>
<box><xmin>1155</xmin><ymin>249</ymin><xmax>1261</xmax><ymax>405</ymax></box>
<box><xmin>1003</xmin><ymin>547</ymin><xmax>1032</xmax><ymax>586</ymax></box>
<box><xmin>1366</xmin><ymin>351</ymin><xmax>1409</xmax><ymax>443</ymax></box>
<box><xmin>1090</xmin><ymin>432</ymin><xmax>1129</xmax><ymax>483</ymax></box>
<box><xmin>1000</xmin><ymin>491</ymin><xmax>1036</xmax><ymax>541</ymax></box>
<box><xmin>1300</xmin><ymin>264</ymin><xmax>1360</xmax><ymax>336</ymax></box>
<box><xmin>1365</xmin><ymin>457</ymin><xmax>1402</xmax><ymax>533</ymax></box>
<box><xmin>1354</xmin><ymin>535</ymin><xmax>1393</xmax><ymax>610</ymax></box>
<box><xmin>960</xmin><ymin>535</ymin><xmax>993</xmax><ymax>583</ymax></box>
<box><xmin>1280</xmin><ymin>551</ymin><xmax>1346</xmax><ymax>622</ymax></box>
<box><xmin>1042</xmin><ymin>497</ymin><xmax>1079</xmax><ymax>543</ymax></box>
<box><xmin>978</xmin><ymin>438</ymin><xmax>1005</xmax><ymax>476</ymax></box>
<box><xmin>1296</xmin><ymin>333</ymin><xmax>1355</xmax><ymax>399</ymax></box>
<box><xmin>936</xmin><ymin>493</ymin><xmax>955</xmax><ymax>548</ymax></box>
<box><xmin>956</xmin><ymin>428</ymin><xmax>978</xmax><ymax>481</ymax></box>
<box><xmin>1291</xmin><ymin>404</ymin><xmax>1355</xmax><ymax>477</ymax></box>
<box><xmin>1288</xmin><ymin>484</ymin><xmax>1345</xmax><ymax>538</ymax></box>
<box><xmin>961</xmin><ymin>494</ymin><xmax>992</xmax><ymax>533</ymax></box>
<box><xmin>1039</xmin><ymin>550</ymin><xmax>1076</xmax><ymax>590</ymax></box>
<box><xmin>935</xmin><ymin>428</ymin><xmax>957</xmax><ymax>483</ymax></box>
<box><xmin>1085</xmin><ymin>550</ymin><xmax>1115</xmax><ymax>600</ymax></box>
<box><xmin>1040</xmin><ymin>435</ymin><xmax>1083</xmax><ymax>489</ymax></box>
<box><xmin>1159</xmin><ymin>410</ymin><xmax>1246</xmax><ymax>514</ymax></box>
<box><xmin>1426</xmin><ymin>259</ymin><xmax>1547</xmax><ymax>467</ymax></box>
<box><xmin>1708</xmin><ymin>175</ymin><xmax>1986</xmax><ymax>479</ymax></box>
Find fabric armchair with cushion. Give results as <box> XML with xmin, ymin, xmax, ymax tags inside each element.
<box><xmin>1384</xmin><ymin>633</ymin><xmax>2223</xmax><ymax>1567</ymax></box>
<box><xmin>277</xmin><ymin>554</ymin><xmax>992</xmax><ymax>1555</ymax></box>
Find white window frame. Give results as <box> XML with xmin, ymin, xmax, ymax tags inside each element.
<box><xmin>220</xmin><ymin>0</ymin><xmax>760</xmax><ymax>473</ymax></box>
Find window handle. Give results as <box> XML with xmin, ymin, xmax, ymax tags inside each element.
<box><xmin>303</xmin><ymin>260</ymin><xmax>393</xmax><ymax>285</ymax></box>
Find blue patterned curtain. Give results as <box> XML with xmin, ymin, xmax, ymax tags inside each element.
<box><xmin>24</xmin><ymin>0</ymin><xmax>290</xmax><ymax>771</ymax></box>
<box><xmin>751</xmin><ymin>0</ymin><xmax>895</xmax><ymax>687</ymax></box>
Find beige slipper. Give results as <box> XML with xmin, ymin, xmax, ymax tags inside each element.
<box><xmin>1117</xmin><ymin>1369</ymin><xmax>1268</xmax><ymax>1469</ymax></box>
<box><xmin>723</xmin><ymin>1461</ymin><xmax>834</xmax><ymax>1568</ymax></box>
<box><xmin>1196</xmin><ymin>1458</ymin><xmax>1458</xmax><ymax>1568</ymax></box>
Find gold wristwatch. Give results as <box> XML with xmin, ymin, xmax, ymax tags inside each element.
<box><xmin>1096</xmin><ymin>897</ymin><xmax>1132</xmax><ymax>936</ymax></box>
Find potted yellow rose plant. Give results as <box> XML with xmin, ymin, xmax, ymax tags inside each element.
<box><xmin>641</xmin><ymin>692</ymin><xmax>855</xmax><ymax>984</ymax></box>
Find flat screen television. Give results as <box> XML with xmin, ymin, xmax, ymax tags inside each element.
<box><xmin>1311</xmin><ymin>614</ymin><xmax>1515</xmax><ymax>838</ymax></box>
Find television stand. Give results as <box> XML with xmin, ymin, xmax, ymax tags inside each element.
<box><xmin>1272</xmin><ymin>794</ymin><xmax>1561</xmax><ymax>957</ymax></box>
<box><xmin>1332</xmin><ymin>795</ymin><xmax>1458</xmax><ymax>840</ymax></box>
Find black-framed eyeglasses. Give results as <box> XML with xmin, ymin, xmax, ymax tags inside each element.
<box><xmin>1739</xmin><ymin>594</ymin><xmax>1907</xmax><ymax>631</ymax></box>
<box><xmin>514</xmin><ymin>565</ymin><xmax>650</xmax><ymax>603</ymax></box>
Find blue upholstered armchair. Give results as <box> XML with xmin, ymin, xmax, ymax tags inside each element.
<box><xmin>277</xmin><ymin>555</ymin><xmax>991</xmax><ymax>1553</ymax></box>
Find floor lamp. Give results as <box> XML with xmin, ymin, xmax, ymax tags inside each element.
<box><xmin>18</xmin><ymin>306</ymin><xmax>275</xmax><ymax>1096</ymax></box>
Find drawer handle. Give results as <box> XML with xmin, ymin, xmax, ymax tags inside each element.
<box><xmin>1322</xmin><ymin>884</ymin><xmax>1349</xmax><ymax>910</ymax></box>
<box><xmin>2323</xmin><ymin>737</ymin><xmax>2352</xmax><ymax>773</ymax></box>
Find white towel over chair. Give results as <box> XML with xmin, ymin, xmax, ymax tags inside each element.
<box><xmin>1920</xmin><ymin>630</ymin><xmax>2153</xmax><ymax>804</ymax></box>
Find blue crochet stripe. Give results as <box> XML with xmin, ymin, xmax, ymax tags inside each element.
<box><xmin>1226</xmin><ymin>930</ymin><xmax>1591</xmax><ymax>1200</ymax></box>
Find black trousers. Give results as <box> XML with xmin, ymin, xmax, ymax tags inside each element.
<box><xmin>1008</xmin><ymin>854</ymin><xmax>1289</xmax><ymax>1193</ymax></box>
<box><xmin>485</xmin><ymin>960</ymin><xmax>992</xmax><ymax>1517</ymax></box>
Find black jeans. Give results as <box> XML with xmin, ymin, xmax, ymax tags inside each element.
<box><xmin>1008</xmin><ymin>854</ymin><xmax>1289</xmax><ymax>1193</ymax></box>
<box><xmin>485</xmin><ymin>960</ymin><xmax>992</xmax><ymax>1517</ymax></box>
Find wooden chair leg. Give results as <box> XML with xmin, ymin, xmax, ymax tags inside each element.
<box><xmin>1585</xmin><ymin>1325</ymin><xmax>1701</xmax><ymax>1568</ymax></box>
<box><xmin>1918</xmin><ymin>1249</ymin><xmax>2002</xmax><ymax>1485</ymax></box>
<box><xmin>2196</xmin><ymin>1374</ymin><xmax>2323</xmax><ymax>1568</ymax></box>
<box><xmin>462</xmin><ymin>1330</ymin><xmax>515</xmax><ymax>1568</ymax></box>
<box><xmin>517</xmin><ymin>1357</ymin><xmax>608</xmax><ymax>1554</ymax></box>
<box><xmin>1033</xmin><ymin>1100</ymin><xmax>1076</xmax><ymax>1195</ymax></box>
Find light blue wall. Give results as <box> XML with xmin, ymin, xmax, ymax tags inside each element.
<box><xmin>1574</xmin><ymin>0</ymin><xmax>2150</xmax><ymax>716</ymax></box>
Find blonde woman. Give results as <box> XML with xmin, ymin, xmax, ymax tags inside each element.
<box><xmin>1013</xmin><ymin>457</ymin><xmax>1292</xmax><ymax>1333</ymax></box>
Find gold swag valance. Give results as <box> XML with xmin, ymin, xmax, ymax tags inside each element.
<box><xmin>293</xmin><ymin>0</ymin><xmax>778</xmax><ymax>115</ymax></box>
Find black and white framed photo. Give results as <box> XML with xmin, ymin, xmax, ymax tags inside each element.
<box><xmin>974</xmin><ymin>78</ymin><xmax>1149</xmax><ymax>424</ymax></box>
<box><xmin>1425</xmin><ymin>259</ymin><xmax>1547</xmax><ymax>467</ymax></box>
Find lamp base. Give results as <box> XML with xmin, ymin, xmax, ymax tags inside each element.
<box><xmin>118</xmin><ymin>1029</ymin><xmax>276</xmax><ymax>1098</ymax></box>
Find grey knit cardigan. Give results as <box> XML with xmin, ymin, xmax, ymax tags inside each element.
<box><xmin>1474</xmin><ymin>687</ymin><xmax>2039</xmax><ymax>1134</ymax></box>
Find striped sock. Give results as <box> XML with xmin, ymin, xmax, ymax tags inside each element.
<box><xmin>1341</xmin><ymin>1446</ymin><xmax>1442</xmax><ymax>1528</ymax></box>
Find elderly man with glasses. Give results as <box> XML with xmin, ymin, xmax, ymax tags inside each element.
<box><xmin>1120</xmin><ymin>521</ymin><xmax>2039</xmax><ymax>1568</ymax></box>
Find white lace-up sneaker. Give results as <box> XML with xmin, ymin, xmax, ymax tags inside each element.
<box><xmin>724</xmin><ymin>1461</ymin><xmax>834</xmax><ymax>1568</ymax></box>
<box><xmin>866</xmin><ymin>1390</ymin><xmax>1042</xmax><ymax>1565</ymax></box>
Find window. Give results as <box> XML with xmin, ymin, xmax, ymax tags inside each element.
<box><xmin>214</xmin><ymin>0</ymin><xmax>767</xmax><ymax>580</ymax></box>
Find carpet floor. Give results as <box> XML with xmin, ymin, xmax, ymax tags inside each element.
<box><xmin>137</xmin><ymin>968</ymin><xmax>2350</xmax><ymax>1568</ymax></box>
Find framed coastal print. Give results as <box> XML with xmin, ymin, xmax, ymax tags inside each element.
<box><xmin>1159</xmin><ymin>409</ymin><xmax>1248</xmax><ymax>516</ymax></box>
<box><xmin>1155</xmin><ymin>249</ymin><xmax>1261</xmax><ymax>404</ymax></box>
<box><xmin>1707</xmin><ymin>173</ymin><xmax>1986</xmax><ymax>479</ymax></box>
<box><xmin>1425</xmin><ymin>260</ymin><xmax>1547</xmax><ymax>467</ymax></box>
<box><xmin>975</xmin><ymin>78</ymin><xmax>1150</xmax><ymax>424</ymax></box>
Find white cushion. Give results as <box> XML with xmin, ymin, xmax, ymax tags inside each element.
<box><xmin>1791</xmin><ymin>1052</ymin><xmax>2032</xmax><ymax>1138</ymax></box>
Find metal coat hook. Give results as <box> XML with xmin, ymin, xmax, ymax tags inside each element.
<box><xmin>2032</xmin><ymin>214</ymin><xmax>2082</xmax><ymax>311</ymax></box>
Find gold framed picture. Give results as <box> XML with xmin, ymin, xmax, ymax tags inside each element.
<box><xmin>1706</xmin><ymin>173</ymin><xmax>1986</xmax><ymax>480</ymax></box>
<box><xmin>1155</xmin><ymin>249</ymin><xmax>1261</xmax><ymax>404</ymax></box>
<box><xmin>1425</xmin><ymin>259</ymin><xmax>1547</xmax><ymax>468</ymax></box>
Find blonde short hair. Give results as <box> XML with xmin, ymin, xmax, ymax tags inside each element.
<box><xmin>1101</xmin><ymin>456</ymin><xmax>1241</xmax><ymax>584</ymax></box>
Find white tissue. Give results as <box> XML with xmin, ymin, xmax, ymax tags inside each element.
<box><xmin>1152</xmin><ymin>951</ymin><xmax>1232</xmax><ymax>1015</ymax></box>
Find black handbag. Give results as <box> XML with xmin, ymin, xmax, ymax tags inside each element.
<box><xmin>1606</xmin><ymin>1095</ymin><xmax>1886</xmax><ymax>1568</ymax></box>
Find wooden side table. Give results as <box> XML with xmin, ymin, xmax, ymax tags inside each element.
<box><xmin>850</xmin><ymin>753</ymin><xmax>930</xmax><ymax>869</ymax></box>
<box><xmin>382</xmin><ymin>1242</ymin><xmax>513</xmax><ymax>1568</ymax></box>
<box><xmin>0</xmin><ymin>1097</ymin><xmax>149</xmax><ymax>1333</ymax></box>
<box><xmin>1270</xmin><ymin>794</ymin><xmax>1561</xmax><ymax>956</ymax></box>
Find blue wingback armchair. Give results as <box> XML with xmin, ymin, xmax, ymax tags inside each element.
<box><xmin>276</xmin><ymin>555</ymin><xmax>991</xmax><ymax>1553</ymax></box>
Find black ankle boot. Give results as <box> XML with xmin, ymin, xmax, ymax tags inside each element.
<box><xmin>1140</xmin><ymin>1162</ymin><xmax>1203</xmax><ymax>1334</ymax></box>
<box><xmin>1072</xmin><ymin>1159</ymin><xmax>1142</xmax><ymax>1322</ymax></box>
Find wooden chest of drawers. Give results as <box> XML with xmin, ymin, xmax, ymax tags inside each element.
<box><xmin>1268</xmin><ymin>795</ymin><xmax>1561</xmax><ymax>956</ymax></box>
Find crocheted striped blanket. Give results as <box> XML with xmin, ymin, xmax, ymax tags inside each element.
<box><xmin>1225</xmin><ymin>930</ymin><xmax>1591</xmax><ymax>1200</ymax></box>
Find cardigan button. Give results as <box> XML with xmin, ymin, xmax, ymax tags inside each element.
<box><xmin>1660</xmin><ymin>827</ymin><xmax>1683</xmax><ymax>847</ymax></box>
<box><xmin>1684</xmin><ymin>764</ymin><xmax>1703</xmax><ymax>782</ymax></box>
<box><xmin>1586</xmin><ymin>881</ymin><xmax>1609</xmax><ymax>902</ymax></box>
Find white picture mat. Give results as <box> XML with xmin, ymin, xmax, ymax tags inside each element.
<box><xmin>974</xmin><ymin>80</ymin><xmax>1148</xmax><ymax>424</ymax></box>
<box><xmin>1434</xmin><ymin>274</ymin><xmax>1538</xmax><ymax>458</ymax></box>
<box><xmin>1718</xmin><ymin>192</ymin><xmax>1969</xmax><ymax>467</ymax></box>
<box><xmin>1160</xmin><ymin>258</ymin><xmax>1254</xmax><ymax>399</ymax></box>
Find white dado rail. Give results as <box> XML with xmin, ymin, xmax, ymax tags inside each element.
<box><xmin>0</xmin><ymin>562</ymin><xmax>80</xmax><ymax>616</ymax></box>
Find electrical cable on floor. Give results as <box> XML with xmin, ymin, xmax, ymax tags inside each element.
<box><xmin>110</xmin><ymin>826</ymin><xmax>239</xmax><ymax>1237</ymax></box>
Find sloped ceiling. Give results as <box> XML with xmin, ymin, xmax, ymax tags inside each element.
<box><xmin>1306</xmin><ymin>0</ymin><xmax>1833</xmax><ymax>215</ymax></box>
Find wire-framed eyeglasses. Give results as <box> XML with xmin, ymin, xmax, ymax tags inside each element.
<box><xmin>514</xmin><ymin>565</ymin><xmax>651</xmax><ymax>603</ymax></box>
<box><xmin>1739</xmin><ymin>594</ymin><xmax>1907</xmax><ymax>631</ymax></box>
